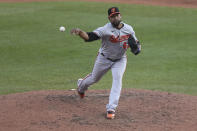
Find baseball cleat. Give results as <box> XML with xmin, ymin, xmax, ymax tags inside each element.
<box><xmin>77</xmin><ymin>91</ymin><xmax>85</xmax><ymax>99</ymax></box>
<box><xmin>106</xmin><ymin>110</ymin><xmax>115</xmax><ymax>119</ymax></box>
<box><xmin>77</xmin><ymin>79</ymin><xmax>85</xmax><ymax>99</ymax></box>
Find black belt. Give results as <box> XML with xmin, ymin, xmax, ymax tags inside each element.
<box><xmin>101</xmin><ymin>53</ymin><xmax>120</xmax><ymax>62</ymax></box>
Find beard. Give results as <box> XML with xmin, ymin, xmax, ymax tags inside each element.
<box><xmin>111</xmin><ymin>20</ymin><xmax>121</xmax><ymax>27</ymax></box>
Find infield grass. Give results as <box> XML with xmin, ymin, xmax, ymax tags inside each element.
<box><xmin>0</xmin><ymin>2</ymin><xmax>197</xmax><ymax>95</ymax></box>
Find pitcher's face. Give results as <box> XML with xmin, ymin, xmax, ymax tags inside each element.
<box><xmin>109</xmin><ymin>13</ymin><xmax>121</xmax><ymax>27</ymax></box>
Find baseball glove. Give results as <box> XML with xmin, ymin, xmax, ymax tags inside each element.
<box><xmin>128</xmin><ymin>35</ymin><xmax>141</xmax><ymax>55</ymax></box>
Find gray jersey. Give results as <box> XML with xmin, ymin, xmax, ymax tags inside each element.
<box><xmin>93</xmin><ymin>22</ymin><xmax>138</xmax><ymax>59</ymax></box>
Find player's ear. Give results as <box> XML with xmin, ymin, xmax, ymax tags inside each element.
<box><xmin>108</xmin><ymin>16</ymin><xmax>112</xmax><ymax>22</ymax></box>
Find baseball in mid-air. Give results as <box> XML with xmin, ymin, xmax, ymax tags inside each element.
<box><xmin>59</xmin><ymin>26</ymin><xmax>65</xmax><ymax>32</ymax></box>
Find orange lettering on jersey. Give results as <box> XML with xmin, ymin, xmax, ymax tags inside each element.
<box><xmin>109</xmin><ymin>34</ymin><xmax>131</xmax><ymax>43</ymax></box>
<box><xmin>110</xmin><ymin>35</ymin><xmax>119</xmax><ymax>43</ymax></box>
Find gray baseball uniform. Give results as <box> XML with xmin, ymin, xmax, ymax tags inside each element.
<box><xmin>78</xmin><ymin>22</ymin><xmax>138</xmax><ymax>112</ymax></box>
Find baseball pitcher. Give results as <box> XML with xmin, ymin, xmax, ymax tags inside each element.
<box><xmin>70</xmin><ymin>7</ymin><xmax>141</xmax><ymax>119</ymax></box>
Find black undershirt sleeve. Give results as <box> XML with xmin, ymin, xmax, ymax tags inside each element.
<box><xmin>85</xmin><ymin>32</ymin><xmax>100</xmax><ymax>42</ymax></box>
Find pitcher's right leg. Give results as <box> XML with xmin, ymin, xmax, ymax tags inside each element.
<box><xmin>77</xmin><ymin>53</ymin><xmax>112</xmax><ymax>97</ymax></box>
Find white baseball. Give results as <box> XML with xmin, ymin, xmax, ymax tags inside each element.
<box><xmin>59</xmin><ymin>26</ymin><xmax>65</xmax><ymax>32</ymax></box>
<box><xmin>69</xmin><ymin>89</ymin><xmax>76</xmax><ymax>91</ymax></box>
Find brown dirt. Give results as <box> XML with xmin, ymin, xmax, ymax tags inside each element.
<box><xmin>0</xmin><ymin>0</ymin><xmax>197</xmax><ymax>8</ymax></box>
<box><xmin>0</xmin><ymin>89</ymin><xmax>197</xmax><ymax>131</ymax></box>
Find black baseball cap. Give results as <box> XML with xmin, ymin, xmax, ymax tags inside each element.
<box><xmin>108</xmin><ymin>7</ymin><xmax>120</xmax><ymax>17</ymax></box>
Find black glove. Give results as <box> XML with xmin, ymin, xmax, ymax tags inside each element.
<box><xmin>128</xmin><ymin>35</ymin><xmax>141</xmax><ymax>55</ymax></box>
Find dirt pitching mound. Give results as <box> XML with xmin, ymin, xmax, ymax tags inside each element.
<box><xmin>0</xmin><ymin>89</ymin><xmax>197</xmax><ymax>131</ymax></box>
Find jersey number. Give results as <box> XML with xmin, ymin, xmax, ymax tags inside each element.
<box><xmin>123</xmin><ymin>42</ymin><xmax>129</xmax><ymax>49</ymax></box>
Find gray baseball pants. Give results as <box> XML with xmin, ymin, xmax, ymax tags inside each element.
<box><xmin>78</xmin><ymin>53</ymin><xmax>127</xmax><ymax>112</ymax></box>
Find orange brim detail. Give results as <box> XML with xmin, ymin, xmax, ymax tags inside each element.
<box><xmin>109</xmin><ymin>12</ymin><xmax>120</xmax><ymax>17</ymax></box>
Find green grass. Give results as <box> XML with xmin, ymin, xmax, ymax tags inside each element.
<box><xmin>0</xmin><ymin>2</ymin><xmax>197</xmax><ymax>95</ymax></box>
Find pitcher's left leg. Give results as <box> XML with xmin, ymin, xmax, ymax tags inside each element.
<box><xmin>106</xmin><ymin>57</ymin><xmax>127</xmax><ymax>112</ymax></box>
